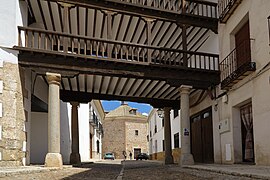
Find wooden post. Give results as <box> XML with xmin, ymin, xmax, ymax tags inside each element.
<box><xmin>143</xmin><ymin>18</ymin><xmax>155</xmax><ymax>63</ymax></box>
<box><xmin>103</xmin><ymin>10</ymin><xmax>116</xmax><ymax>58</ymax></box>
<box><xmin>182</xmin><ymin>25</ymin><xmax>188</xmax><ymax>67</ymax></box>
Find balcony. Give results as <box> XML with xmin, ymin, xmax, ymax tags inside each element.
<box><xmin>218</xmin><ymin>0</ymin><xmax>242</xmax><ymax>23</ymax></box>
<box><xmin>220</xmin><ymin>40</ymin><xmax>256</xmax><ymax>90</ymax></box>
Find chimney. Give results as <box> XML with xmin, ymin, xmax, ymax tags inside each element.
<box><xmin>121</xmin><ymin>101</ymin><xmax>128</xmax><ymax>105</ymax></box>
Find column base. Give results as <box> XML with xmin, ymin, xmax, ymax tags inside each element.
<box><xmin>165</xmin><ymin>154</ymin><xmax>174</xmax><ymax>165</ymax></box>
<box><xmin>45</xmin><ymin>153</ymin><xmax>63</xmax><ymax>168</ymax></box>
<box><xmin>70</xmin><ymin>153</ymin><xmax>81</xmax><ymax>166</ymax></box>
<box><xmin>180</xmin><ymin>153</ymin><xmax>194</xmax><ymax>166</ymax></box>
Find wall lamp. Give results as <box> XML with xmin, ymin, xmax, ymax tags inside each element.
<box><xmin>157</xmin><ymin>108</ymin><xmax>164</xmax><ymax>118</ymax></box>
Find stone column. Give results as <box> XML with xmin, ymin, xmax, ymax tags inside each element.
<box><xmin>163</xmin><ymin>107</ymin><xmax>174</xmax><ymax>164</ymax></box>
<box><xmin>45</xmin><ymin>72</ymin><xmax>63</xmax><ymax>168</ymax></box>
<box><xmin>179</xmin><ymin>85</ymin><xmax>194</xmax><ymax>166</ymax></box>
<box><xmin>70</xmin><ymin>102</ymin><xmax>81</xmax><ymax>166</ymax></box>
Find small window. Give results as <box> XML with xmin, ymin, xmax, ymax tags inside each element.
<box><xmin>163</xmin><ymin>140</ymin><xmax>165</xmax><ymax>151</ymax></box>
<box><xmin>97</xmin><ymin>140</ymin><xmax>100</xmax><ymax>153</ymax></box>
<box><xmin>174</xmin><ymin>133</ymin><xmax>179</xmax><ymax>148</ymax></box>
<box><xmin>135</xmin><ymin>130</ymin><xmax>139</xmax><ymax>136</ymax></box>
<box><xmin>174</xmin><ymin>109</ymin><xmax>179</xmax><ymax>118</ymax></box>
<box><xmin>162</xmin><ymin>118</ymin><xmax>164</xmax><ymax>127</ymax></box>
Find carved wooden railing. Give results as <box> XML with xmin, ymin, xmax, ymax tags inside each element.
<box><xmin>218</xmin><ymin>0</ymin><xmax>242</xmax><ymax>23</ymax></box>
<box><xmin>219</xmin><ymin>39</ymin><xmax>255</xmax><ymax>89</ymax></box>
<box><xmin>17</xmin><ymin>26</ymin><xmax>219</xmax><ymax>71</ymax></box>
<box><xmin>117</xmin><ymin>0</ymin><xmax>218</xmax><ymax>19</ymax></box>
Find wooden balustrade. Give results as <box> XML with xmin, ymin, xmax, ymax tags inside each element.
<box><xmin>117</xmin><ymin>0</ymin><xmax>218</xmax><ymax>19</ymax></box>
<box><xmin>17</xmin><ymin>26</ymin><xmax>219</xmax><ymax>71</ymax></box>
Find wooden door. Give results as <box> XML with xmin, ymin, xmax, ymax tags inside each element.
<box><xmin>191</xmin><ymin>108</ymin><xmax>214</xmax><ymax>163</ymax></box>
<box><xmin>202</xmin><ymin>116</ymin><xmax>214</xmax><ymax>163</ymax></box>
<box><xmin>191</xmin><ymin>118</ymin><xmax>203</xmax><ymax>162</ymax></box>
<box><xmin>134</xmin><ymin>148</ymin><xmax>141</xmax><ymax>159</ymax></box>
<box><xmin>235</xmin><ymin>21</ymin><xmax>251</xmax><ymax>67</ymax></box>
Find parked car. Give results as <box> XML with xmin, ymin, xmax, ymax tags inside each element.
<box><xmin>104</xmin><ymin>152</ymin><xmax>115</xmax><ymax>160</ymax></box>
<box><xmin>136</xmin><ymin>153</ymin><xmax>149</xmax><ymax>160</ymax></box>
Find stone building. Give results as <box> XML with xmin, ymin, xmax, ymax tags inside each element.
<box><xmin>102</xmin><ymin>102</ymin><xmax>148</xmax><ymax>159</ymax></box>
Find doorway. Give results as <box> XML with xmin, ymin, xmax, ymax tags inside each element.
<box><xmin>240</xmin><ymin>103</ymin><xmax>254</xmax><ymax>163</ymax></box>
<box><xmin>134</xmin><ymin>148</ymin><xmax>141</xmax><ymax>159</ymax></box>
<box><xmin>191</xmin><ymin>108</ymin><xmax>214</xmax><ymax>163</ymax></box>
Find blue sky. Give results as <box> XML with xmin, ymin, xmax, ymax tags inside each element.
<box><xmin>101</xmin><ymin>100</ymin><xmax>152</xmax><ymax>115</ymax></box>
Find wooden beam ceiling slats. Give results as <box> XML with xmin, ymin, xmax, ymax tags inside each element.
<box><xmin>47</xmin><ymin>1</ymin><xmax>56</xmax><ymax>31</ymax></box>
<box><xmin>92</xmin><ymin>75</ymin><xmax>96</xmax><ymax>93</ymax></box>
<box><xmin>176</xmin><ymin>26</ymin><xmax>197</xmax><ymax>49</ymax></box>
<box><xmin>189</xmin><ymin>29</ymin><xmax>209</xmax><ymax>51</ymax></box>
<box><xmin>68</xmin><ymin>77</ymin><xmax>73</xmax><ymax>91</ymax></box>
<box><xmin>132</xmin><ymin>79</ymin><xmax>145</xmax><ymax>96</ymax></box>
<box><xmin>130</xmin><ymin>18</ymin><xmax>141</xmax><ymax>43</ymax></box>
<box><xmin>61</xmin><ymin>79</ymin><xmax>65</xmax><ymax>90</ymax></box>
<box><xmin>144</xmin><ymin>81</ymin><xmax>160</xmax><ymax>97</ymax></box>
<box><xmin>77</xmin><ymin>6</ymin><xmax>80</xmax><ymax>35</ymax></box>
<box><xmin>155</xmin><ymin>22</ymin><xmax>173</xmax><ymax>46</ymax></box>
<box><xmin>122</xmin><ymin>16</ymin><xmax>133</xmax><ymax>41</ymax></box>
<box><xmin>84</xmin><ymin>74</ymin><xmax>88</xmax><ymax>92</ymax></box>
<box><xmin>136</xmin><ymin>22</ymin><xmax>146</xmax><ymax>44</ymax></box>
<box><xmin>126</xmin><ymin>79</ymin><xmax>138</xmax><ymax>96</ymax></box>
<box><xmin>100</xmin><ymin>12</ymin><xmax>106</xmax><ymax>38</ymax></box>
<box><xmin>112</xmin><ymin>77</ymin><xmax>122</xmax><ymax>95</ymax></box>
<box><xmin>138</xmin><ymin>80</ymin><xmax>153</xmax><ymax>97</ymax></box>
<box><xmin>68</xmin><ymin>7</ymin><xmax>72</xmax><ymax>34</ymax></box>
<box><xmin>105</xmin><ymin>76</ymin><xmax>112</xmax><ymax>94</ymax></box>
<box><xmin>150</xmin><ymin>21</ymin><xmax>166</xmax><ymax>45</ymax></box>
<box><xmin>151</xmin><ymin>82</ymin><xmax>168</xmax><ymax>98</ymax></box>
<box><xmin>85</xmin><ymin>7</ymin><xmax>88</xmax><ymax>36</ymax></box>
<box><xmin>193</xmin><ymin>33</ymin><xmax>210</xmax><ymax>52</ymax></box>
<box><xmin>42</xmin><ymin>75</ymin><xmax>49</xmax><ymax>87</ymax></box>
<box><xmin>119</xmin><ymin>78</ymin><xmax>130</xmax><ymax>95</ymax></box>
<box><xmin>57</xmin><ymin>3</ymin><xmax>64</xmax><ymax>32</ymax></box>
<box><xmin>163</xmin><ymin>25</ymin><xmax>179</xmax><ymax>47</ymax></box>
<box><xmin>37</xmin><ymin>0</ymin><xmax>48</xmax><ymax>30</ymax></box>
<box><xmin>93</xmin><ymin>9</ymin><xmax>97</xmax><ymax>37</ymax></box>
<box><xmin>156</xmin><ymin>85</ymin><xmax>172</xmax><ymax>99</ymax></box>
<box><xmin>99</xmin><ymin>76</ymin><xmax>104</xmax><ymax>94</ymax></box>
<box><xmin>163</xmin><ymin>87</ymin><xmax>178</xmax><ymax>99</ymax></box>
<box><xmin>115</xmin><ymin>14</ymin><xmax>125</xmax><ymax>40</ymax></box>
<box><xmin>76</xmin><ymin>76</ymin><xmax>80</xmax><ymax>92</ymax></box>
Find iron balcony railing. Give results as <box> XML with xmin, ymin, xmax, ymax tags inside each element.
<box><xmin>118</xmin><ymin>0</ymin><xmax>218</xmax><ymax>19</ymax></box>
<box><xmin>219</xmin><ymin>39</ymin><xmax>256</xmax><ymax>89</ymax></box>
<box><xmin>218</xmin><ymin>0</ymin><xmax>242</xmax><ymax>23</ymax></box>
<box><xmin>16</xmin><ymin>26</ymin><xmax>219</xmax><ymax>71</ymax></box>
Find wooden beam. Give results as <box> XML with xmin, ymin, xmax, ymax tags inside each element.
<box><xmin>37</xmin><ymin>0</ymin><xmax>48</xmax><ymax>30</ymax></box>
<box><xmin>47</xmin><ymin>1</ymin><xmax>56</xmax><ymax>31</ymax></box>
<box><xmin>60</xmin><ymin>90</ymin><xmax>180</xmax><ymax>108</ymax></box>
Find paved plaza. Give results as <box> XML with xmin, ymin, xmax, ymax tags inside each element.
<box><xmin>1</xmin><ymin>160</ymin><xmax>270</xmax><ymax>179</ymax></box>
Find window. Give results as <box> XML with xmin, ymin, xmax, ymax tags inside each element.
<box><xmin>162</xmin><ymin>118</ymin><xmax>164</xmax><ymax>127</ymax></box>
<box><xmin>163</xmin><ymin>140</ymin><xmax>165</xmax><ymax>151</ymax></box>
<box><xmin>154</xmin><ymin>125</ymin><xmax>157</xmax><ymax>133</ymax></box>
<box><xmin>174</xmin><ymin>133</ymin><xmax>179</xmax><ymax>148</ymax></box>
<box><xmin>135</xmin><ymin>130</ymin><xmax>139</xmax><ymax>136</ymax></box>
<box><xmin>174</xmin><ymin>109</ymin><xmax>179</xmax><ymax>118</ymax></box>
<box><xmin>96</xmin><ymin>140</ymin><xmax>100</xmax><ymax>153</ymax></box>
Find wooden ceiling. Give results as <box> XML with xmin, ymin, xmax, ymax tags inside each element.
<box><xmin>20</xmin><ymin>0</ymin><xmax>219</xmax><ymax>108</ymax></box>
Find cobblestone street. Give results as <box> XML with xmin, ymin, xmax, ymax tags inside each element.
<box><xmin>1</xmin><ymin>160</ymin><xmax>267</xmax><ymax>180</ymax></box>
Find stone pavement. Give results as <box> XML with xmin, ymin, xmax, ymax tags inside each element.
<box><xmin>184</xmin><ymin>164</ymin><xmax>270</xmax><ymax>180</ymax></box>
<box><xmin>0</xmin><ymin>160</ymin><xmax>270</xmax><ymax>179</ymax></box>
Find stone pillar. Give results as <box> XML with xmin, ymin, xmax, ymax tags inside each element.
<box><xmin>45</xmin><ymin>72</ymin><xmax>63</xmax><ymax>168</ymax></box>
<box><xmin>179</xmin><ymin>85</ymin><xmax>194</xmax><ymax>166</ymax></box>
<box><xmin>70</xmin><ymin>102</ymin><xmax>81</xmax><ymax>166</ymax></box>
<box><xmin>163</xmin><ymin>107</ymin><xmax>174</xmax><ymax>164</ymax></box>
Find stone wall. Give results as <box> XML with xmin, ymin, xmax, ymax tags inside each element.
<box><xmin>102</xmin><ymin>118</ymin><xmax>126</xmax><ymax>159</ymax></box>
<box><xmin>0</xmin><ymin>62</ymin><xmax>26</xmax><ymax>166</ymax></box>
<box><xmin>125</xmin><ymin>121</ymin><xmax>148</xmax><ymax>159</ymax></box>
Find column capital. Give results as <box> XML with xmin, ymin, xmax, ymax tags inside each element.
<box><xmin>70</xmin><ymin>101</ymin><xmax>79</xmax><ymax>107</ymax></box>
<box><xmin>142</xmin><ymin>17</ymin><xmax>156</xmax><ymax>22</ymax></box>
<box><xmin>46</xmin><ymin>73</ymin><xmax>61</xmax><ymax>86</ymax></box>
<box><xmin>179</xmin><ymin>85</ymin><xmax>192</xmax><ymax>94</ymax></box>
<box><xmin>102</xmin><ymin>10</ymin><xmax>117</xmax><ymax>16</ymax></box>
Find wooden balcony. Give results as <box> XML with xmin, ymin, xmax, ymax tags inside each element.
<box><xmin>220</xmin><ymin>40</ymin><xmax>256</xmax><ymax>90</ymax></box>
<box><xmin>16</xmin><ymin>26</ymin><xmax>219</xmax><ymax>72</ymax></box>
<box><xmin>48</xmin><ymin>0</ymin><xmax>218</xmax><ymax>32</ymax></box>
<box><xmin>218</xmin><ymin>0</ymin><xmax>242</xmax><ymax>23</ymax></box>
